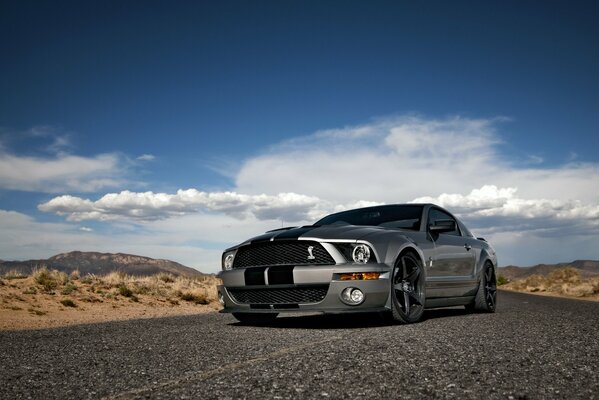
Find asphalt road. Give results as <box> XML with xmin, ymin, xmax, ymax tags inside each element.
<box><xmin>1</xmin><ymin>290</ymin><xmax>598</xmax><ymax>400</ymax></box>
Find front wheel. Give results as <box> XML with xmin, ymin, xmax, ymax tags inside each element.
<box><xmin>232</xmin><ymin>312</ymin><xmax>279</xmax><ymax>325</ymax></box>
<box><xmin>465</xmin><ymin>263</ymin><xmax>497</xmax><ymax>313</ymax></box>
<box><xmin>389</xmin><ymin>252</ymin><xmax>426</xmax><ymax>324</ymax></box>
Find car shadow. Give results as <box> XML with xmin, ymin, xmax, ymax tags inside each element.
<box><xmin>228</xmin><ymin>307</ymin><xmax>471</xmax><ymax>330</ymax></box>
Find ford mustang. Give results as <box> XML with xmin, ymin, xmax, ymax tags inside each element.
<box><xmin>217</xmin><ymin>203</ymin><xmax>497</xmax><ymax>324</ymax></box>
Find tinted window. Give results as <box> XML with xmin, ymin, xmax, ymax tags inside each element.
<box><xmin>428</xmin><ymin>208</ymin><xmax>461</xmax><ymax>236</ymax></box>
<box><xmin>315</xmin><ymin>205</ymin><xmax>423</xmax><ymax>230</ymax></box>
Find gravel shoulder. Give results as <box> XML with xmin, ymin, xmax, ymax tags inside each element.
<box><xmin>0</xmin><ymin>290</ymin><xmax>598</xmax><ymax>399</ymax></box>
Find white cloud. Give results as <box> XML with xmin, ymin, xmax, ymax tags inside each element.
<box><xmin>413</xmin><ymin>185</ymin><xmax>599</xmax><ymax>240</ymax></box>
<box><xmin>136</xmin><ymin>154</ymin><xmax>156</xmax><ymax>161</ymax></box>
<box><xmin>235</xmin><ymin>115</ymin><xmax>599</xmax><ymax>204</ymax></box>
<box><xmin>38</xmin><ymin>190</ymin><xmax>328</xmax><ymax>223</ymax></box>
<box><xmin>0</xmin><ymin>152</ymin><xmax>125</xmax><ymax>192</ymax></box>
<box><xmin>79</xmin><ymin>226</ymin><xmax>93</xmax><ymax>232</ymax></box>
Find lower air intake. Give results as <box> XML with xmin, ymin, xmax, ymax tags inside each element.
<box><xmin>228</xmin><ymin>286</ymin><xmax>329</xmax><ymax>305</ymax></box>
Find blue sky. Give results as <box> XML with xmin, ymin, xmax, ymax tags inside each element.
<box><xmin>1</xmin><ymin>1</ymin><xmax>598</xmax><ymax>271</ymax></box>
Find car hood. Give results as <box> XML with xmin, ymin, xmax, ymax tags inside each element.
<box><xmin>229</xmin><ymin>224</ymin><xmax>403</xmax><ymax>250</ymax></box>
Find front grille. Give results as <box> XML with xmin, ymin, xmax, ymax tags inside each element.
<box><xmin>232</xmin><ymin>241</ymin><xmax>335</xmax><ymax>268</ymax></box>
<box><xmin>228</xmin><ymin>285</ymin><xmax>329</xmax><ymax>304</ymax></box>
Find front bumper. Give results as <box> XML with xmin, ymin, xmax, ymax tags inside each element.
<box><xmin>217</xmin><ymin>263</ymin><xmax>391</xmax><ymax>313</ymax></box>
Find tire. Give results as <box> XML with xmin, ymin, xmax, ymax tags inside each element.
<box><xmin>232</xmin><ymin>312</ymin><xmax>279</xmax><ymax>325</ymax></box>
<box><xmin>389</xmin><ymin>251</ymin><xmax>426</xmax><ymax>324</ymax></box>
<box><xmin>466</xmin><ymin>262</ymin><xmax>497</xmax><ymax>313</ymax></box>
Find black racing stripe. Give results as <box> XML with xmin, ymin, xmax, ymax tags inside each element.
<box><xmin>267</xmin><ymin>266</ymin><xmax>295</xmax><ymax>285</ymax></box>
<box><xmin>244</xmin><ymin>267</ymin><xmax>266</xmax><ymax>286</ymax></box>
<box><xmin>272</xmin><ymin>226</ymin><xmax>318</xmax><ymax>240</ymax></box>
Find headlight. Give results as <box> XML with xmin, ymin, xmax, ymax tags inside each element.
<box><xmin>222</xmin><ymin>251</ymin><xmax>236</xmax><ymax>270</ymax></box>
<box><xmin>352</xmin><ymin>244</ymin><xmax>371</xmax><ymax>264</ymax></box>
<box><xmin>333</xmin><ymin>243</ymin><xmax>377</xmax><ymax>264</ymax></box>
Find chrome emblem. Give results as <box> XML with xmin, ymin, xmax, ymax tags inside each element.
<box><xmin>307</xmin><ymin>246</ymin><xmax>316</xmax><ymax>260</ymax></box>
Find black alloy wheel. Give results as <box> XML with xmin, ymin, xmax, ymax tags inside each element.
<box><xmin>466</xmin><ymin>263</ymin><xmax>497</xmax><ymax>313</ymax></box>
<box><xmin>390</xmin><ymin>252</ymin><xmax>426</xmax><ymax>324</ymax></box>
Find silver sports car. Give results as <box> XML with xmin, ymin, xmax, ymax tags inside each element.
<box><xmin>217</xmin><ymin>203</ymin><xmax>497</xmax><ymax>324</ymax></box>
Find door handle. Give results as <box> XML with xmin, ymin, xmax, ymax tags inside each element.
<box><xmin>464</xmin><ymin>244</ymin><xmax>472</xmax><ymax>251</ymax></box>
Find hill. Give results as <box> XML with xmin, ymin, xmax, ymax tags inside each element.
<box><xmin>0</xmin><ymin>251</ymin><xmax>205</xmax><ymax>277</ymax></box>
<box><xmin>499</xmin><ymin>260</ymin><xmax>599</xmax><ymax>280</ymax></box>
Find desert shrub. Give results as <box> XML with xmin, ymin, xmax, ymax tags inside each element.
<box><xmin>548</xmin><ymin>267</ymin><xmax>580</xmax><ymax>284</ymax></box>
<box><xmin>33</xmin><ymin>267</ymin><xmax>58</xmax><ymax>292</ymax></box>
<box><xmin>132</xmin><ymin>283</ymin><xmax>152</xmax><ymax>295</ymax></box>
<box><xmin>157</xmin><ymin>273</ymin><xmax>175</xmax><ymax>283</ymax></box>
<box><xmin>2</xmin><ymin>270</ymin><xmax>27</xmax><ymax>280</ymax></box>
<box><xmin>80</xmin><ymin>274</ymin><xmax>94</xmax><ymax>284</ymax></box>
<box><xmin>177</xmin><ymin>290</ymin><xmax>209</xmax><ymax>304</ymax></box>
<box><xmin>28</xmin><ymin>308</ymin><xmax>46</xmax><ymax>315</ymax></box>
<box><xmin>60</xmin><ymin>299</ymin><xmax>77</xmax><ymax>307</ymax></box>
<box><xmin>70</xmin><ymin>270</ymin><xmax>81</xmax><ymax>280</ymax></box>
<box><xmin>104</xmin><ymin>271</ymin><xmax>127</xmax><ymax>287</ymax></box>
<box><xmin>118</xmin><ymin>285</ymin><xmax>134</xmax><ymax>297</ymax></box>
<box><xmin>497</xmin><ymin>274</ymin><xmax>509</xmax><ymax>286</ymax></box>
<box><xmin>561</xmin><ymin>282</ymin><xmax>595</xmax><ymax>297</ymax></box>
<box><xmin>61</xmin><ymin>282</ymin><xmax>77</xmax><ymax>295</ymax></box>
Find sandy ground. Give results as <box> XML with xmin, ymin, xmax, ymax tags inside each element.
<box><xmin>499</xmin><ymin>286</ymin><xmax>599</xmax><ymax>302</ymax></box>
<box><xmin>0</xmin><ymin>276</ymin><xmax>221</xmax><ymax>331</ymax></box>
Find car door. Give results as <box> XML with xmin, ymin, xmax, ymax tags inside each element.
<box><xmin>427</xmin><ymin>208</ymin><xmax>475</xmax><ymax>278</ymax></box>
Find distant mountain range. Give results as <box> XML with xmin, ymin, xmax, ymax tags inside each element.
<box><xmin>498</xmin><ymin>260</ymin><xmax>599</xmax><ymax>280</ymax></box>
<box><xmin>0</xmin><ymin>251</ymin><xmax>205</xmax><ymax>277</ymax></box>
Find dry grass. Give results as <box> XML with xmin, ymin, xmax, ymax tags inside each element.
<box><xmin>1</xmin><ymin>269</ymin><xmax>221</xmax><ymax>330</ymax></box>
<box><xmin>505</xmin><ymin>267</ymin><xmax>599</xmax><ymax>300</ymax></box>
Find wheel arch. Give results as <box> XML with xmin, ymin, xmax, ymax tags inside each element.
<box><xmin>476</xmin><ymin>247</ymin><xmax>497</xmax><ymax>281</ymax></box>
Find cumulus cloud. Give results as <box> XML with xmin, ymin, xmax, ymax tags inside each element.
<box><xmin>38</xmin><ymin>189</ymin><xmax>329</xmax><ymax>223</ymax></box>
<box><xmin>413</xmin><ymin>185</ymin><xmax>599</xmax><ymax>237</ymax></box>
<box><xmin>0</xmin><ymin>152</ymin><xmax>125</xmax><ymax>192</ymax></box>
<box><xmin>235</xmin><ymin>115</ymin><xmax>599</xmax><ymax>204</ymax></box>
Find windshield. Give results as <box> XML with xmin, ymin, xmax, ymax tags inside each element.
<box><xmin>315</xmin><ymin>205</ymin><xmax>423</xmax><ymax>230</ymax></box>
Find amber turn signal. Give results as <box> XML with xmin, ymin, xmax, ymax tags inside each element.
<box><xmin>339</xmin><ymin>272</ymin><xmax>380</xmax><ymax>281</ymax></box>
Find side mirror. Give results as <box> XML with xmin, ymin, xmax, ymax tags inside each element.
<box><xmin>428</xmin><ymin>219</ymin><xmax>456</xmax><ymax>233</ymax></box>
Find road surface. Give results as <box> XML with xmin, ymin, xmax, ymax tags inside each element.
<box><xmin>1</xmin><ymin>290</ymin><xmax>598</xmax><ymax>399</ymax></box>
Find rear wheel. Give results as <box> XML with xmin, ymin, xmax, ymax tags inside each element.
<box><xmin>389</xmin><ymin>252</ymin><xmax>426</xmax><ymax>324</ymax></box>
<box><xmin>232</xmin><ymin>312</ymin><xmax>279</xmax><ymax>325</ymax></box>
<box><xmin>466</xmin><ymin>263</ymin><xmax>497</xmax><ymax>313</ymax></box>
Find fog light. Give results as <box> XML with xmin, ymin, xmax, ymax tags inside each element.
<box><xmin>218</xmin><ymin>292</ymin><xmax>225</xmax><ymax>305</ymax></box>
<box><xmin>340</xmin><ymin>287</ymin><xmax>365</xmax><ymax>305</ymax></box>
<box><xmin>350</xmin><ymin>289</ymin><xmax>364</xmax><ymax>303</ymax></box>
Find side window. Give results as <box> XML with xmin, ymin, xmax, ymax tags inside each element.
<box><xmin>428</xmin><ymin>208</ymin><xmax>461</xmax><ymax>236</ymax></box>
